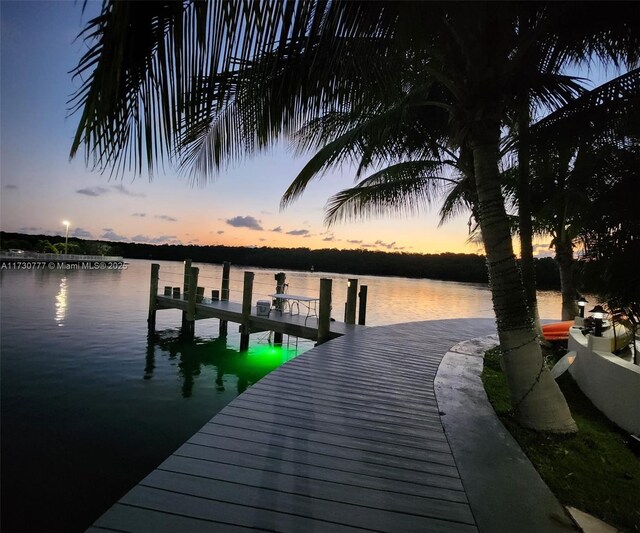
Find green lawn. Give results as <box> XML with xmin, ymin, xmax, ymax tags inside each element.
<box><xmin>482</xmin><ymin>347</ymin><xmax>640</xmax><ymax>532</ymax></box>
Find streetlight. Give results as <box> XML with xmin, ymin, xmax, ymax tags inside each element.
<box><xmin>62</xmin><ymin>221</ymin><xmax>70</xmax><ymax>255</ymax></box>
<box><xmin>589</xmin><ymin>305</ymin><xmax>605</xmax><ymax>337</ymax></box>
<box><xmin>577</xmin><ymin>296</ymin><xmax>588</xmax><ymax>318</ymax></box>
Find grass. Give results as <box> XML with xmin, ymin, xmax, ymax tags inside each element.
<box><xmin>482</xmin><ymin>347</ymin><xmax>640</xmax><ymax>532</ymax></box>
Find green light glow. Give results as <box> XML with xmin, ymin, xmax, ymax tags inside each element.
<box><xmin>244</xmin><ymin>344</ymin><xmax>300</xmax><ymax>371</ymax></box>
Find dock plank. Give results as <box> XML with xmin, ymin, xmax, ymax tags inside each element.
<box><xmin>91</xmin><ymin>319</ymin><xmax>497</xmax><ymax>531</ymax></box>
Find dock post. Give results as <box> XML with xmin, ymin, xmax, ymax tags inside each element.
<box><xmin>183</xmin><ymin>266</ymin><xmax>199</xmax><ymax>340</ymax></box>
<box><xmin>345</xmin><ymin>278</ymin><xmax>358</xmax><ymax>324</ymax></box>
<box><xmin>317</xmin><ymin>278</ymin><xmax>332</xmax><ymax>345</ymax></box>
<box><xmin>239</xmin><ymin>271</ymin><xmax>254</xmax><ymax>351</ymax></box>
<box><xmin>181</xmin><ymin>259</ymin><xmax>192</xmax><ymax>330</ymax></box>
<box><xmin>358</xmin><ymin>285</ymin><xmax>368</xmax><ymax>325</ymax></box>
<box><xmin>148</xmin><ymin>263</ymin><xmax>160</xmax><ymax>332</ymax></box>
<box><xmin>219</xmin><ymin>261</ymin><xmax>230</xmax><ymax>337</ymax></box>
<box><xmin>273</xmin><ymin>272</ymin><xmax>286</xmax><ymax>345</ymax></box>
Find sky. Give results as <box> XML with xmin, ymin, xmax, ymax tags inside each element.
<box><xmin>0</xmin><ymin>1</ymin><xmax>613</xmax><ymax>256</ymax></box>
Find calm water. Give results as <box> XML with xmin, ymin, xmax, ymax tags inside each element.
<box><xmin>0</xmin><ymin>259</ymin><xmax>562</xmax><ymax>532</ymax></box>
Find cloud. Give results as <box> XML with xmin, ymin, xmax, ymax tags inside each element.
<box><xmin>131</xmin><ymin>234</ymin><xmax>179</xmax><ymax>244</ymax></box>
<box><xmin>217</xmin><ymin>230</ymin><xmax>224</xmax><ymax>235</ymax></box>
<box><xmin>3</xmin><ymin>184</ymin><xmax>18</xmax><ymax>190</ymax></box>
<box><xmin>76</xmin><ymin>186</ymin><xmax>109</xmax><ymax>197</ymax></box>
<box><xmin>260</xmin><ymin>210</ymin><xmax>273</xmax><ymax>215</ymax></box>
<box><xmin>532</xmin><ymin>243</ymin><xmax>553</xmax><ymax>258</ymax></box>
<box><xmin>226</xmin><ymin>216</ymin><xmax>263</xmax><ymax>231</ymax></box>
<box><xmin>156</xmin><ymin>214</ymin><xmax>177</xmax><ymax>222</ymax></box>
<box><xmin>132</xmin><ymin>212</ymin><xmax>146</xmax><ymax>217</ymax></box>
<box><xmin>19</xmin><ymin>226</ymin><xmax>43</xmax><ymax>233</ymax></box>
<box><xmin>72</xmin><ymin>228</ymin><xmax>93</xmax><ymax>238</ymax></box>
<box><xmin>375</xmin><ymin>240</ymin><xmax>397</xmax><ymax>250</ymax></box>
<box><xmin>259</xmin><ymin>238</ymin><xmax>267</xmax><ymax>242</ymax></box>
<box><xmin>270</xmin><ymin>226</ymin><xmax>283</xmax><ymax>233</ymax></box>
<box><xmin>112</xmin><ymin>184</ymin><xmax>146</xmax><ymax>197</ymax></box>
<box><xmin>347</xmin><ymin>239</ymin><xmax>363</xmax><ymax>244</ymax></box>
<box><xmin>286</xmin><ymin>229</ymin><xmax>310</xmax><ymax>236</ymax></box>
<box><xmin>323</xmin><ymin>235</ymin><xmax>337</xmax><ymax>242</ymax></box>
<box><xmin>101</xmin><ymin>229</ymin><xmax>128</xmax><ymax>241</ymax></box>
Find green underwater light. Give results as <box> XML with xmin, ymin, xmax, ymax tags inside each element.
<box><xmin>245</xmin><ymin>344</ymin><xmax>300</xmax><ymax>370</ymax></box>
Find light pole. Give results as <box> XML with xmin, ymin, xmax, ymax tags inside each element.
<box><xmin>63</xmin><ymin>221</ymin><xmax>70</xmax><ymax>255</ymax></box>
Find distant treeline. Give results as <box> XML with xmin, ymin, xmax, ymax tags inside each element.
<box><xmin>0</xmin><ymin>231</ymin><xmax>562</xmax><ymax>289</ymax></box>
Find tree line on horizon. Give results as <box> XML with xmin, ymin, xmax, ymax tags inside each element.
<box><xmin>1</xmin><ymin>230</ymin><xmax>565</xmax><ymax>288</ymax></box>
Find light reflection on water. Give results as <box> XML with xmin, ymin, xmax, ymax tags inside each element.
<box><xmin>55</xmin><ymin>276</ymin><xmax>67</xmax><ymax>324</ymax></box>
<box><xmin>1</xmin><ymin>259</ymin><xmax>562</xmax><ymax>532</ymax></box>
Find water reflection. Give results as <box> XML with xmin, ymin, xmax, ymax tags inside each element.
<box><xmin>148</xmin><ymin>331</ymin><xmax>299</xmax><ymax>398</ymax></box>
<box><xmin>55</xmin><ymin>277</ymin><xmax>68</xmax><ymax>325</ymax></box>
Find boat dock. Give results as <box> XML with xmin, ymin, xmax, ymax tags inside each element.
<box><xmin>148</xmin><ymin>261</ymin><xmax>369</xmax><ymax>348</ymax></box>
<box><xmin>89</xmin><ymin>318</ymin><xmax>575</xmax><ymax>532</ymax></box>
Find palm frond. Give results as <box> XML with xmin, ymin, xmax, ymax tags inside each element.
<box><xmin>324</xmin><ymin>161</ymin><xmax>457</xmax><ymax>225</ymax></box>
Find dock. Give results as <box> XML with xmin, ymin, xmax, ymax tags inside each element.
<box><xmin>89</xmin><ymin>318</ymin><xmax>575</xmax><ymax>532</ymax></box>
<box><xmin>89</xmin><ymin>319</ymin><xmax>492</xmax><ymax>532</ymax></box>
<box><xmin>148</xmin><ymin>261</ymin><xmax>369</xmax><ymax>347</ymax></box>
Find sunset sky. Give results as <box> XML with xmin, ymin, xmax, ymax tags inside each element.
<box><xmin>0</xmin><ymin>1</ymin><xmax>610</xmax><ymax>256</ymax></box>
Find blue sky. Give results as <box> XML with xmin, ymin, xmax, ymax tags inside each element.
<box><xmin>0</xmin><ymin>1</ymin><xmax>615</xmax><ymax>254</ymax></box>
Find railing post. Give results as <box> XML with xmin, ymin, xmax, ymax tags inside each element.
<box><xmin>345</xmin><ymin>278</ymin><xmax>358</xmax><ymax>325</ymax></box>
<box><xmin>148</xmin><ymin>263</ymin><xmax>159</xmax><ymax>332</ymax></box>
<box><xmin>181</xmin><ymin>259</ymin><xmax>192</xmax><ymax>330</ymax></box>
<box><xmin>240</xmin><ymin>271</ymin><xmax>254</xmax><ymax>351</ymax></box>
<box><xmin>183</xmin><ymin>266</ymin><xmax>198</xmax><ymax>340</ymax></box>
<box><xmin>358</xmin><ymin>285</ymin><xmax>368</xmax><ymax>325</ymax></box>
<box><xmin>219</xmin><ymin>261</ymin><xmax>230</xmax><ymax>337</ymax></box>
<box><xmin>317</xmin><ymin>278</ymin><xmax>332</xmax><ymax>345</ymax></box>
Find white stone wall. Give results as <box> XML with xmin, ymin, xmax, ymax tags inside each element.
<box><xmin>568</xmin><ymin>328</ymin><xmax>640</xmax><ymax>435</ymax></box>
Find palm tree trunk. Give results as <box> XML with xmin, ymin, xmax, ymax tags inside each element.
<box><xmin>472</xmin><ymin>125</ymin><xmax>576</xmax><ymax>433</ymax></box>
<box><xmin>517</xmin><ymin>102</ymin><xmax>542</xmax><ymax>336</ymax></box>
<box><xmin>555</xmin><ymin>239</ymin><xmax>578</xmax><ymax>320</ymax></box>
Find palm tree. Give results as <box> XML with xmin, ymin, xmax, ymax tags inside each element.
<box><xmin>528</xmin><ymin>69</ymin><xmax>640</xmax><ymax>319</ymax></box>
<box><xmin>69</xmin><ymin>1</ymin><xmax>639</xmax><ymax>431</ymax></box>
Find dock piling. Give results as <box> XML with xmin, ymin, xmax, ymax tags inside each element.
<box><xmin>147</xmin><ymin>263</ymin><xmax>160</xmax><ymax>332</ymax></box>
<box><xmin>273</xmin><ymin>272</ymin><xmax>286</xmax><ymax>345</ymax></box>
<box><xmin>239</xmin><ymin>271</ymin><xmax>254</xmax><ymax>351</ymax></box>
<box><xmin>183</xmin><ymin>266</ymin><xmax>199</xmax><ymax>340</ymax></box>
<box><xmin>181</xmin><ymin>259</ymin><xmax>192</xmax><ymax>330</ymax></box>
<box><xmin>317</xmin><ymin>278</ymin><xmax>332</xmax><ymax>345</ymax></box>
<box><xmin>345</xmin><ymin>278</ymin><xmax>358</xmax><ymax>324</ymax></box>
<box><xmin>219</xmin><ymin>262</ymin><xmax>230</xmax><ymax>337</ymax></box>
<box><xmin>358</xmin><ymin>285</ymin><xmax>368</xmax><ymax>325</ymax></box>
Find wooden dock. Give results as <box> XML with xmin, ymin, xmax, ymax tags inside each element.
<box><xmin>156</xmin><ymin>295</ymin><xmax>362</xmax><ymax>341</ymax></box>
<box><xmin>148</xmin><ymin>262</ymin><xmax>368</xmax><ymax>347</ymax></box>
<box><xmin>89</xmin><ymin>319</ymin><xmax>498</xmax><ymax>532</ymax></box>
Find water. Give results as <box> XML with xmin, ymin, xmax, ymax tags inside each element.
<box><xmin>0</xmin><ymin>259</ymin><xmax>562</xmax><ymax>532</ymax></box>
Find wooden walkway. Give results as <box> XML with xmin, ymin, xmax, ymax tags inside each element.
<box><xmin>90</xmin><ymin>319</ymin><xmax>498</xmax><ymax>532</ymax></box>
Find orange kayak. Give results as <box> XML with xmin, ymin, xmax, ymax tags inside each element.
<box><xmin>542</xmin><ymin>321</ymin><xmax>574</xmax><ymax>341</ymax></box>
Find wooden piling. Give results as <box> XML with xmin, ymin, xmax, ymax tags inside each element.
<box><xmin>345</xmin><ymin>278</ymin><xmax>358</xmax><ymax>324</ymax></box>
<box><xmin>273</xmin><ymin>272</ymin><xmax>286</xmax><ymax>345</ymax></box>
<box><xmin>358</xmin><ymin>285</ymin><xmax>368</xmax><ymax>325</ymax></box>
<box><xmin>239</xmin><ymin>271</ymin><xmax>254</xmax><ymax>351</ymax></box>
<box><xmin>147</xmin><ymin>263</ymin><xmax>160</xmax><ymax>332</ymax></box>
<box><xmin>182</xmin><ymin>259</ymin><xmax>192</xmax><ymax>330</ymax></box>
<box><xmin>183</xmin><ymin>266</ymin><xmax>198</xmax><ymax>340</ymax></box>
<box><xmin>317</xmin><ymin>278</ymin><xmax>332</xmax><ymax>345</ymax></box>
<box><xmin>219</xmin><ymin>262</ymin><xmax>230</xmax><ymax>337</ymax></box>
